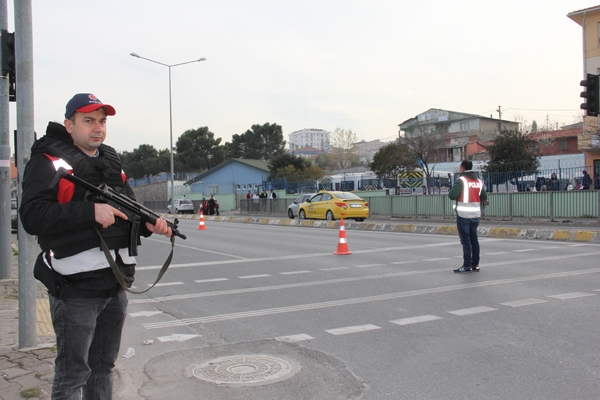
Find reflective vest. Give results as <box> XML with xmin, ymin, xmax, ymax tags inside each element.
<box><xmin>455</xmin><ymin>176</ymin><xmax>483</xmax><ymax>218</ymax></box>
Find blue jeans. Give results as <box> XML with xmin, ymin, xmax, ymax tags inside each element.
<box><xmin>49</xmin><ymin>289</ymin><xmax>128</xmax><ymax>400</ymax></box>
<box><xmin>456</xmin><ymin>216</ymin><xmax>480</xmax><ymax>268</ymax></box>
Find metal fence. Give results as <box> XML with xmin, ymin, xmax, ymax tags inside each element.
<box><xmin>236</xmin><ymin>190</ymin><xmax>600</xmax><ymax>221</ymax></box>
<box><xmin>363</xmin><ymin>190</ymin><xmax>599</xmax><ymax>220</ymax></box>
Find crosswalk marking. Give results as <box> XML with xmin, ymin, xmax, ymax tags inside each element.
<box><xmin>274</xmin><ymin>334</ymin><xmax>314</xmax><ymax>342</ymax></box>
<box><xmin>448</xmin><ymin>306</ymin><xmax>497</xmax><ymax>316</ymax></box>
<box><xmin>547</xmin><ymin>292</ymin><xmax>596</xmax><ymax>300</ymax></box>
<box><xmin>325</xmin><ymin>324</ymin><xmax>381</xmax><ymax>335</ymax></box>
<box><xmin>500</xmin><ymin>299</ymin><xmax>547</xmax><ymax>307</ymax></box>
<box><xmin>389</xmin><ymin>315</ymin><xmax>442</xmax><ymax>326</ymax></box>
<box><xmin>195</xmin><ymin>278</ymin><xmax>229</xmax><ymax>283</ymax></box>
<box><xmin>148</xmin><ymin>282</ymin><xmax>184</xmax><ymax>287</ymax></box>
<box><xmin>239</xmin><ymin>274</ymin><xmax>272</xmax><ymax>279</ymax></box>
<box><xmin>389</xmin><ymin>261</ymin><xmax>416</xmax><ymax>265</ymax></box>
<box><xmin>280</xmin><ymin>270</ymin><xmax>311</xmax><ymax>275</ymax></box>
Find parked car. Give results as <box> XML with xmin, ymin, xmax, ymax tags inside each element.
<box><xmin>287</xmin><ymin>193</ymin><xmax>315</xmax><ymax>219</ymax></box>
<box><xmin>11</xmin><ymin>199</ymin><xmax>17</xmax><ymax>231</ymax></box>
<box><xmin>297</xmin><ymin>191</ymin><xmax>368</xmax><ymax>222</ymax></box>
<box><xmin>167</xmin><ymin>198</ymin><xmax>195</xmax><ymax>214</ymax></box>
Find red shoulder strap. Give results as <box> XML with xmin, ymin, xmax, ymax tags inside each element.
<box><xmin>43</xmin><ymin>154</ymin><xmax>75</xmax><ymax>204</ymax></box>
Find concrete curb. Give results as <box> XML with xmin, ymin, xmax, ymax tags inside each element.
<box><xmin>165</xmin><ymin>213</ymin><xmax>600</xmax><ymax>243</ymax></box>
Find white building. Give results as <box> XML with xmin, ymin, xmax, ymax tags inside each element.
<box><xmin>288</xmin><ymin>128</ymin><xmax>330</xmax><ymax>154</ymax></box>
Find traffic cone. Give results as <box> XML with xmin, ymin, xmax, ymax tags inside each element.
<box><xmin>334</xmin><ymin>218</ymin><xmax>351</xmax><ymax>255</ymax></box>
<box><xmin>197</xmin><ymin>210</ymin><xmax>206</xmax><ymax>230</ymax></box>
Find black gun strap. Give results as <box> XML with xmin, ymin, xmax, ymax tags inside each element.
<box><xmin>95</xmin><ymin>226</ymin><xmax>175</xmax><ymax>294</ymax></box>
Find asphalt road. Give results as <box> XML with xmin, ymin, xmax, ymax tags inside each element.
<box><xmin>116</xmin><ymin>218</ymin><xmax>600</xmax><ymax>399</ymax></box>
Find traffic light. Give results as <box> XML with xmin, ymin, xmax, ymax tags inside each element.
<box><xmin>1</xmin><ymin>29</ymin><xmax>15</xmax><ymax>75</ymax></box>
<box><xmin>580</xmin><ymin>73</ymin><xmax>600</xmax><ymax>117</ymax></box>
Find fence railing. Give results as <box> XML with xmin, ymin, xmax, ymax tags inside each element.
<box><xmin>236</xmin><ymin>190</ymin><xmax>600</xmax><ymax>221</ymax></box>
<box><xmin>363</xmin><ymin>190</ymin><xmax>600</xmax><ymax>220</ymax></box>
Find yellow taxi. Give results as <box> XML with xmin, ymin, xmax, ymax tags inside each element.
<box><xmin>297</xmin><ymin>190</ymin><xmax>368</xmax><ymax>222</ymax></box>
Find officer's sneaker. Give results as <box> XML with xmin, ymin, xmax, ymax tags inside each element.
<box><xmin>472</xmin><ymin>265</ymin><xmax>480</xmax><ymax>272</ymax></box>
<box><xmin>454</xmin><ymin>266</ymin><xmax>472</xmax><ymax>273</ymax></box>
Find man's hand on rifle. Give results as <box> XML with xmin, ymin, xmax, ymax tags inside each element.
<box><xmin>146</xmin><ymin>217</ymin><xmax>172</xmax><ymax>238</ymax></box>
<box><xmin>95</xmin><ymin>204</ymin><xmax>128</xmax><ymax>228</ymax></box>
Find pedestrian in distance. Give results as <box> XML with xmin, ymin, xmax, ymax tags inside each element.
<box><xmin>269</xmin><ymin>189</ymin><xmax>276</xmax><ymax>212</ymax></box>
<box><xmin>19</xmin><ymin>93</ymin><xmax>172</xmax><ymax>399</ymax></box>
<box><xmin>547</xmin><ymin>173</ymin><xmax>561</xmax><ymax>191</ymax></box>
<box><xmin>260</xmin><ymin>188</ymin><xmax>268</xmax><ymax>211</ymax></box>
<box><xmin>580</xmin><ymin>170</ymin><xmax>591</xmax><ymax>190</ymax></box>
<box><xmin>208</xmin><ymin>194</ymin><xmax>216</xmax><ymax>215</ymax></box>
<box><xmin>448</xmin><ymin>160</ymin><xmax>488</xmax><ymax>273</ymax></box>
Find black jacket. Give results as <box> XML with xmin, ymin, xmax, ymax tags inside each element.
<box><xmin>20</xmin><ymin>122</ymin><xmax>149</xmax><ymax>290</ymax></box>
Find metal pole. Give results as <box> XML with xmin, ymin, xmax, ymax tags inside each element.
<box><xmin>15</xmin><ymin>0</ymin><xmax>37</xmax><ymax>348</ymax></box>
<box><xmin>129</xmin><ymin>53</ymin><xmax>205</xmax><ymax>211</ymax></box>
<box><xmin>0</xmin><ymin>0</ymin><xmax>10</xmax><ymax>279</ymax></box>
<box><xmin>168</xmin><ymin>66</ymin><xmax>174</xmax><ymax>211</ymax></box>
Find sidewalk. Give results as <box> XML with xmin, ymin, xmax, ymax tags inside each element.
<box><xmin>1</xmin><ymin>214</ymin><xmax>598</xmax><ymax>399</ymax></box>
<box><xmin>0</xmin><ymin>244</ymin><xmax>55</xmax><ymax>400</ymax></box>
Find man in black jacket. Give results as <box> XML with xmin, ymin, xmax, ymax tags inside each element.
<box><xmin>20</xmin><ymin>93</ymin><xmax>171</xmax><ymax>399</ymax></box>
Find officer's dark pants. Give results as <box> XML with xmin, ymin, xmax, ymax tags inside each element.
<box><xmin>456</xmin><ymin>216</ymin><xmax>480</xmax><ymax>268</ymax></box>
<box><xmin>49</xmin><ymin>289</ymin><xmax>127</xmax><ymax>400</ymax></box>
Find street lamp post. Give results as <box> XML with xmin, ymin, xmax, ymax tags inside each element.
<box><xmin>130</xmin><ymin>52</ymin><xmax>206</xmax><ymax>212</ymax></box>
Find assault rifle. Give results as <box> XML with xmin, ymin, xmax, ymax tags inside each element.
<box><xmin>49</xmin><ymin>167</ymin><xmax>186</xmax><ymax>257</ymax></box>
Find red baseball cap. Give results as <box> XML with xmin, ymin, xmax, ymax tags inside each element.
<box><xmin>65</xmin><ymin>93</ymin><xmax>116</xmax><ymax>119</ymax></box>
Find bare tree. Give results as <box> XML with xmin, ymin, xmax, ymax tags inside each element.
<box><xmin>401</xmin><ymin>124</ymin><xmax>444</xmax><ymax>192</ymax></box>
<box><xmin>329</xmin><ymin>128</ymin><xmax>358</xmax><ymax>169</ymax></box>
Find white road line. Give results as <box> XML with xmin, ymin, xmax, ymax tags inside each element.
<box><xmin>239</xmin><ymin>274</ymin><xmax>272</xmax><ymax>279</ymax></box>
<box><xmin>144</xmin><ymin>236</ymin><xmax>249</xmax><ymax>259</ymax></box>
<box><xmin>129</xmin><ymin>311</ymin><xmax>163</xmax><ymax>317</ymax></box>
<box><xmin>547</xmin><ymin>292</ymin><xmax>596</xmax><ymax>300</ymax></box>
<box><xmin>389</xmin><ymin>315</ymin><xmax>443</xmax><ymax>326</ymax></box>
<box><xmin>195</xmin><ymin>278</ymin><xmax>229</xmax><ymax>283</ymax></box>
<box><xmin>355</xmin><ymin>264</ymin><xmax>384</xmax><ymax>268</ymax></box>
<box><xmin>280</xmin><ymin>270</ymin><xmax>311</xmax><ymax>275</ymax></box>
<box><xmin>148</xmin><ymin>282</ymin><xmax>184</xmax><ymax>287</ymax></box>
<box><xmin>486</xmin><ymin>252</ymin><xmax>509</xmax><ymax>255</ymax></box>
<box><xmin>448</xmin><ymin>306</ymin><xmax>497</xmax><ymax>316</ymax></box>
<box><xmin>136</xmin><ymin>241</ymin><xmax>460</xmax><ymax>271</ymax></box>
<box><xmin>424</xmin><ymin>258</ymin><xmax>451</xmax><ymax>261</ymax></box>
<box><xmin>274</xmin><ymin>334</ymin><xmax>314</xmax><ymax>342</ymax></box>
<box><xmin>142</xmin><ymin>267</ymin><xmax>600</xmax><ymax>329</ymax></box>
<box><xmin>390</xmin><ymin>261</ymin><xmax>417</xmax><ymax>265</ymax></box>
<box><xmin>499</xmin><ymin>299</ymin><xmax>547</xmax><ymax>308</ymax></box>
<box><xmin>325</xmin><ymin>324</ymin><xmax>381</xmax><ymax>335</ymax></box>
<box><xmin>131</xmin><ymin>253</ymin><xmax>600</xmax><ymax>305</ymax></box>
<box><xmin>513</xmin><ymin>249</ymin><xmax>537</xmax><ymax>253</ymax></box>
<box><xmin>320</xmin><ymin>267</ymin><xmax>350</xmax><ymax>271</ymax></box>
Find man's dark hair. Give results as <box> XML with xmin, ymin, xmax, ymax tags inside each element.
<box><xmin>460</xmin><ymin>160</ymin><xmax>473</xmax><ymax>171</ymax></box>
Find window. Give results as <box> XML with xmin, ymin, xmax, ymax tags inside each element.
<box><xmin>460</xmin><ymin>122</ymin><xmax>469</xmax><ymax>131</ymax></box>
<box><xmin>560</xmin><ymin>139</ymin><xmax>568</xmax><ymax>151</ymax></box>
<box><xmin>208</xmin><ymin>185</ymin><xmax>219</xmax><ymax>195</ymax></box>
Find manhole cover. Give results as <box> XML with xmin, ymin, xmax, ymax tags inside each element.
<box><xmin>187</xmin><ymin>354</ymin><xmax>301</xmax><ymax>387</ymax></box>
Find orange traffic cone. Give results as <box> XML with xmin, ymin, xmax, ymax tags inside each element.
<box><xmin>334</xmin><ymin>218</ymin><xmax>351</xmax><ymax>255</ymax></box>
<box><xmin>197</xmin><ymin>210</ymin><xmax>206</xmax><ymax>230</ymax></box>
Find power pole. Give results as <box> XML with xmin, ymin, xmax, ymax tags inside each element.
<box><xmin>0</xmin><ymin>0</ymin><xmax>10</xmax><ymax>279</ymax></box>
<box><xmin>497</xmin><ymin>105</ymin><xmax>502</xmax><ymax>132</ymax></box>
<box><xmin>15</xmin><ymin>0</ymin><xmax>37</xmax><ymax>349</ymax></box>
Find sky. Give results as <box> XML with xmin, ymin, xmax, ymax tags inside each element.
<box><xmin>3</xmin><ymin>0</ymin><xmax>593</xmax><ymax>154</ymax></box>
